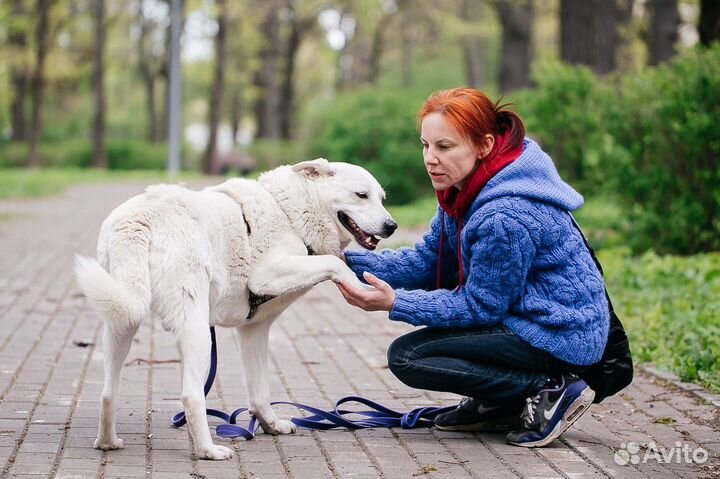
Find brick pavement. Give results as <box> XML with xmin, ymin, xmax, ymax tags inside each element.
<box><xmin>0</xmin><ymin>181</ymin><xmax>718</xmax><ymax>479</ymax></box>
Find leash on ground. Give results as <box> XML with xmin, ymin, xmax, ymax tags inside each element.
<box><xmin>171</xmin><ymin>327</ymin><xmax>454</xmax><ymax>439</ymax></box>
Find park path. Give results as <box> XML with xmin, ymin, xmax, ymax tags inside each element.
<box><xmin>0</xmin><ymin>181</ymin><xmax>718</xmax><ymax>479</ymax></box>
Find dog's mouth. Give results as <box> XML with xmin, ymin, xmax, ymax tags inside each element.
<box><xmin>338</xmin><ymin>212</ymin><xmax>380</xmax><ymax>250</ymax></box>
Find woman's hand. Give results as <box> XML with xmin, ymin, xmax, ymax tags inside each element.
<box><xmin>335</xmin><ymin>272</ymin><xmax>396</xmax><ymax>312</ymax></box>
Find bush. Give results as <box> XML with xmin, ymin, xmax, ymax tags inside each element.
<box><xmin>606</xmin><ymin>45</ymin><xmax>720</xmax><ymax>254</ymax></box>
<box><xmin>305</xmin><ymin>88</ymin><xmax>431</xmax><ymax>205</ymax></box>
<box><xmin>248</xmin><ymin>140</ymin><xmax>306</xmax><ymax>171</ymax></box>
<box><xmin>0</xmin><ymin>139</ymin><xmax>168</xmax><ymax>170</ymax></box>
<box><xmin>511</xmin><ymin>62</ymin><xmax>621</xmax><ymax>193</ymax></box>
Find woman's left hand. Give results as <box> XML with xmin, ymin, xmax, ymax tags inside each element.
<box><xmin>335</xmin><ymin>272</ymin><xmax>396</xmax><ymax>312</ymax></box>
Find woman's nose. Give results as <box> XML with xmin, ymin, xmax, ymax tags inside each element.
<box><xmin>424</xmin><ymin>148</ymin><xmax>438</xmax><ymax>165</ymax></box>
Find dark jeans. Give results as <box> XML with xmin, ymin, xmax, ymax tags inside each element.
<box><xmin>387</xmin><ymin>325</ymin><xmax>585</xmax><ymax>407</ymax></box>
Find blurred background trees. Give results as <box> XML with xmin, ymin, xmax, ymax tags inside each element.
<box><xmin>0</xmin><ymin>0</ymin><xmax>718</xmax><ymax>254</ymax></box>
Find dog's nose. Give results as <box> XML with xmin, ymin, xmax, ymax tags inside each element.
<box><xmin>382</xmin><ymin>220</ymin><xmax>398</xmax><ymax>238</ymax></box>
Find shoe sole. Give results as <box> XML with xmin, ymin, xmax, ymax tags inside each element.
<box><xmin>508</xmin><ymin>387</ymin><xmax>596</xmax><ymax>448</ymax></box>
<box><xmin>435</xmin><ymin>420</ymin><xmax>522</xmax><ymax>433</ymax></box>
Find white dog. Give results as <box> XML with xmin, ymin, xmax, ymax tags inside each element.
<box><xmin>75</xmin><ymin>159</ymin><xmax>396</xmax><ymax>460</ymax></box>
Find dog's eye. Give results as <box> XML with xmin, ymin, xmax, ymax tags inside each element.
<box><xmin>356</xmin><ymin>192</ymin><xmax>369</xmax><ymax>200</ymax></box>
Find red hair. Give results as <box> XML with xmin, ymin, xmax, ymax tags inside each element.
<box><xmin>417</xmin><ymin>87</ymin><xmax>525</xmax><ymax>154</ymax></box>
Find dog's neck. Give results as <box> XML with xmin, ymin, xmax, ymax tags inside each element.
<box><xmin>259</xmin><ymin>167</ymin><xmax>344</xmax><ymax>257</ymax></box>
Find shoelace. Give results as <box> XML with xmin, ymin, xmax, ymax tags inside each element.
<box><xmin>457</xmin><ymin>397</ymin><xmax>473</xmax><ymax>410</ymax></box>
<box><xmin>521</xmin><ymin>394</ymin><xmax>541</xmax><ymax>427</ymax></box>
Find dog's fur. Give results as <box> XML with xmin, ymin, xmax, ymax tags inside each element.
<box><xmin>75</xmin><ymin>159</ymin><xmax>396</xmax><ymax>460</ymax></box>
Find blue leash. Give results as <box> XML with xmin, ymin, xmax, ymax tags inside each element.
<box><xmin>172</xmin><ymin>327</ymin><xmax>454</xmax><ymax>439</ymax></box>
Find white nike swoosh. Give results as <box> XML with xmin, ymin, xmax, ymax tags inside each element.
<box><xmin>544</xmin><ymin>391</ymin><xmax>566</xmax><ymax>421</ymax></box>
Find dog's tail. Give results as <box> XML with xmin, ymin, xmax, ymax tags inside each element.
<box><xmin>74</xmin><ymin>253</ymin><xmax>151</xmax><ymax>333</ymax></box>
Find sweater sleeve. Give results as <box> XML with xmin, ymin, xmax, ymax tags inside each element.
<box><xmin>389</xmin><ymin>213</ymin><xmax>536</xmax><ymax>328</ymax></box>
<box><xmin>345</xmin><ymin>208</ymin><xmax>455</xmax><ymax>291</ymax></box>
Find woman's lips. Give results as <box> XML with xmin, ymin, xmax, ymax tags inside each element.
<box><xmin>429</xmin><ymin>171</ymin><xmax>445</xmax><ymax>178</ymax></box>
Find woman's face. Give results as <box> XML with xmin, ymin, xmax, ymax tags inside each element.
<box><xmin>420</xmin><ymin>112</ymin><xmax>489</xmax><ymax>191</ymax></box>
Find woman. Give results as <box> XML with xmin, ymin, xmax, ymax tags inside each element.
<box><xmin>335</xmin><ymin>87</ymin><xmax>609</xmax><ymax>448</ymax></box>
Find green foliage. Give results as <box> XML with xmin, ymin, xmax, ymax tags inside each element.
<box><xmin>248</xmin><ymin>140</ymin><xmax>307</xmax><ymax>171</ymax></box>
<box><xmin>510</xmin><ymin>62</ymin><xmax>621</xmax><ymax>193</ymax></box>
<box><xmin>306</xmin><ymin>88</ymin><xmax>431</xmax><ymax>205</ymax></box>
<box><xmin>605</xmin><ymin>45</ymin><xmax>720</xmax><ymax>254</ymax></box>
<box><xmin>601</xmin><ymin>247</ymin><xmax>720</xmax><ymax>392</ymax></box>
<box><xmin>387</xmin><ymin>195</ymin><xmax>439</xmax><ymax>228</ymax></box>
<box><xmin>0</xmin><ymin>140</ymin><xmax>168</xmax><ymax>170</ymax></box>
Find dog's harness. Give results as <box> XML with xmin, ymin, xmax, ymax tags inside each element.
<box><xmin>172</xmin><ymin>327</ymin><xmax>453</xmax><ymax>439</ymax></box>
<box><xmin>242</xmin><ymin>207</ymin><xmax>314</xmax><ymax>321</ymax></box>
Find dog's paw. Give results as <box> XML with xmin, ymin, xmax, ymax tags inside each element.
<box><xmin>264</xmin><ymin>419</ymin><xmax>297</xmax><ymax>435</ymax></box>
<box><xmin>197</xmin><ymin>444</ymin><xmax>234</xmax><ymax>461</ymax></box>
<box><xmin>94</xmin><ymin>436</ymin><xmax>124</xmax><ymax>450</ymax></box>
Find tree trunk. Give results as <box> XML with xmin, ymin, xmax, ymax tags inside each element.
<box><xmin>400</xmin><ymin>13</ymin><xmax>413</xmax><ymax>88</ymax></box>
<box><xmin>368</xmin><ymin>14</ymin><xmax>393</xmax><ymax>85</ymax></box>
<box><xmin>698</xmin><ymin>0</ymin><xmax>720</xmax><ymax>46</ymax></box>
<box><xmin>560</xmin><ymin>0</ymin><xmax>619</xmax><ymax>74</ymax></box>
<box><xmin>10</xmin><ymin>0</ymin><xmax>28</xmax><ymax>142</ymax></box>
<box><xmin>648</xmin><ymin>0</ymin><xmax>679</xmax><ymax>65</ymax></box>
<box><xmin>230</xmin><ymin>89</ymin><xmax>242</xmax><ymax>146</ymax></box>
<box><xmin>91</xmin><ymin>0</ymin><xmax>107</xmax><ymax>168</ymax></box>
<box><xmin>27</xmin><ymin>0</ymin><xmax>52</xmax><ymax>167</ymax></box>
<box><xmin>459</xmin><ymin>0</ymin><xmax>485</xmax><ymax>88</ymax></box>
<box><xmin>137</xmin><ymin>4</ymin><xmax>160</xmax><ymax>142</ymax></box>
<box><xmin>253</xmin><ymin>2</ymin><xmax>283</xmax><ymax>140</ymax></box>
<box><xmin>202</xmin><ymin>0</ymin><xmax>227</xmax><ymax>174</ymax></box>
<box><xmin>494</xmin><ymin>0</ymin><xmax>534</xmax><ymax>92</ymax></box>
<box><xmin>279</xmin><ymin>12</ymin><xmax>300</xmax><ymax>140</ymax></box>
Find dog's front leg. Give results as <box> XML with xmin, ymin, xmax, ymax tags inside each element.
<box><xmin>249</xmin><ymin>254</ymin><xmax>370</xmax><ymax>297</ymax></box>
<box><xmin>238</xmin><ymin>320</ymin><xmax>296</xmax><ymax>435</ymax></box>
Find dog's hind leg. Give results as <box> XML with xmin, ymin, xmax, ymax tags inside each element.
<box><xmin>95</xmin><ymin>322</ymin><xmax>139</xmax><ymax>451</ymax></box>
<box><xmin>175</xmin><ymin>288</ymin><xmax>234</xmax><ymax>460</ymax></box>
<box><xmin>238</xmin><ymin>320</ymin><xmax>296</xmax><ymax>435</ymax></box>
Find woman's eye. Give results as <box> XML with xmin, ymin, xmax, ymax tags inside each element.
<box><xmin>356</xmin><ymin>192</ymin><xmax>369</xmax><ymax>199</ymax></box>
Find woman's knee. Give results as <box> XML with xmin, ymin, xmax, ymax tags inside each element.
<box><xmin>386</xmin><ymin>334</ymin><xmax>413</xmax><ymax>374</ymax></box>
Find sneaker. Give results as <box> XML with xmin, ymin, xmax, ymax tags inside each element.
<box><xmin>434</xmin><ymin>397</ymin><xmax>523</xmax><ymax>432</ymax></box>
<box><xmin>506</xmin><ymin>374</ymin><xmax>595</xmax><ymax>447</ymax></box>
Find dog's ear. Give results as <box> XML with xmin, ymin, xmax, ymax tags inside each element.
<box><xmin>291</xmin><ymin>158</ymin><xmax>335</xmax><ymax>179</ymax></box>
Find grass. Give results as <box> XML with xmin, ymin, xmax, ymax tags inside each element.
<box><xmin>0</xmin><ymin>168</ymin><xmax>204</xmax><ymax>200</ymax></box>
<box><xmin>387</xmin><ymin>193</ymin><xmax>720</xmax><ymax>393</ymax></box>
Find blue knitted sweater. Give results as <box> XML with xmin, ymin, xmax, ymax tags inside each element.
<box><xmin>346</xmin><ymin>138</ymin><xmax>609</xmax><ymax>366</ymax></box>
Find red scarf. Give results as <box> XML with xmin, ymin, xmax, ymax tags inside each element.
<box><xmin>435</xmin><ymin>132</ymin><xmax>523</xmax><ymax>289</ymax></box>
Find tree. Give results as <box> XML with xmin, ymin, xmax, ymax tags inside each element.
<box><xmin>91</xmin><ymin>0</ymin><xmax>107</xmax><ymax>168</ymax></box>
<box><xmin>560</xmin><ymin>0</ymin><xmax>630</xmax><ymax>74</ymax></box>
<box><xmin>458</xmin><ymin>0</ymin><xmax>486</xmax><ymax>88</ymax></box>
<box><xmin>698</xmin><ymin>0</ymin><xmax>720</xmax><ymax>46</ymax></box>
<box><xmin>202</xmin><ymin>0</ymin><xmax>228</xmax><ymax>174</ymax></box>
<box><xmin>278</xmin><ymin>1</ymin><xmax>320</xmax><ymax>139</ymax></box>
<box><xmin>136</xmin><ymin>0</ymin><xmax>168</xmax><ymax>143</ymax></box>
<box><xmin>492</xmin><ymin>0</ymin><xmax>533</xmax><ymax>92</ymax></box>
<box><xmin>648</xmin><ymin>0</ymin><xmax>679</xmax><ymax>65</ymax></box>
<box><xmin>252</xmin><ymin>0</ymin><xmax>284</xmax><ymax>140</ymax></box>
<box><xmin>8</xmin><ymin>0</ymin><xmax>29</xmax><ymax>141</ymax></box>
<box><xmin>27</xmin><ymin>0</ymin><xmax>53</xmax><ymax>167</ymax></box>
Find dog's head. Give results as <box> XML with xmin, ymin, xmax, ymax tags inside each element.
<box><xmin>292</xmin><ymin>159</ymin><xmax>397</xmax><ymax>250</ymax></box>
